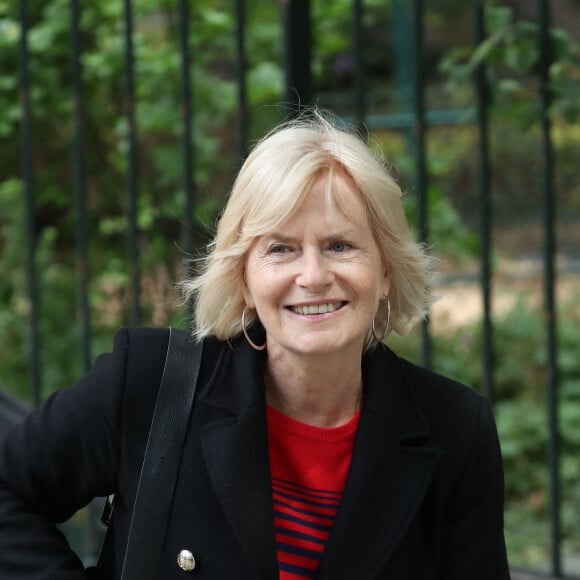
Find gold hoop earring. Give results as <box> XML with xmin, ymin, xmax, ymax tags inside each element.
<box><xmin>371</xmin><ymin>299</ymin><xmax>391</xmax><ymax>343</ymax></box>
<box><xmin>241</xmin><ymin>307</ymin><xmax>266</xmax><ymax>351</ymax></box>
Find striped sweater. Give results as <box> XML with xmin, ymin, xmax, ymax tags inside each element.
<box><xmin>266</xmin><ymin>404</ymin><xmax>360</xmax><ymax>579</ymax></box>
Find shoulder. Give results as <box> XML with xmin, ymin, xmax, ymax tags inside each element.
<box><xmin>396</xmin><ymin>354</ymin><xmax>485</xmax><ymax>420</ymax></box>
<box><xmin>367</xmin><ymin>344</ymin><xmax>486</xmax><ymax>418</ymax></box>
<box><xmin>391</xmin><ymin>350</ymin><xmax>500</xmax><ymax>475</ymax></box>
<box><xmin>366</xmin><ymin>345</ymin><xmax>494</xmax><ymax>455</ymax></box>
<box><xmin>86</xmin><ymin>328</ymin><xmax>172</xmax><ymax>408</ymax></box>
<box><xmin>113</xmin><ymin>327</ymin><xmax>225</xmax><ymax>362</ymax></box>
<box><xmin>107</xmin><ymin>327</ymin><xmax>232</xmax><ymax>391</ymax></box>
<box><xmin>110</xmin><ymin>326</ymin><xmax>171</xmax><ymax>355</ymax></box>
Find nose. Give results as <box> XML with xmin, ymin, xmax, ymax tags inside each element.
<box><xmin>295</xmin><ymin>249</ymin><xmax>334</xmax><ymax>289</ymax></box>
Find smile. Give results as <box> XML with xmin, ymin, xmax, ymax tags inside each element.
<box><xmin>289</xmin><ymin>302</ymin><xmax>345</xmax><ymax>315</ymax></box>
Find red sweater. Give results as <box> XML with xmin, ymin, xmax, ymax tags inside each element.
<box><xmin>266</xmin><ymin>404</ymin><xmax>360</xmax><ymax>579</ymax></box>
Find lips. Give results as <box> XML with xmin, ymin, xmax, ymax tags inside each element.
<box><xmin>289</xmin><ymin>302</ymin><xmax>346</xmax><ymax>315</ymax></box>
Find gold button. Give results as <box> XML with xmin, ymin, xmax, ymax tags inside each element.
<box><xmin>177</xmin><ymin>549</ymin><xmax>196</xmax><ymax>572</ymax></box>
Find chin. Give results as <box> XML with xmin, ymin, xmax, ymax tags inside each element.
<box><xmin>290</xmin><ymin>339</ymin><xmax>364</xmax><ymax>358</ymax></box>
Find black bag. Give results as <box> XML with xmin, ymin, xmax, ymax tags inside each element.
<box><xmin>92</xmin><ymin>328</ymin><xmax>203</xmax><ymax>579</ymax></box>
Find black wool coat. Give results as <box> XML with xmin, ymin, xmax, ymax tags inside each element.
<box><xmin>0</xmin><ymin>327</ymin><xmax>510</xmax><ymax>579</ymax></box>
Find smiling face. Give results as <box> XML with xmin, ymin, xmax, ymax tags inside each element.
<box><xmin>243</xmin><ymin>170</ymin><xmax>390</xmax><ymax>362</ymax></box>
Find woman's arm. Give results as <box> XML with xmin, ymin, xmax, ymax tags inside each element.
<box><xmin>440</xmin><ymin>397</ymin><xmax>511</xmax><ymax>579</ymax></box>
<box><xmin>0</xmin><ymin>330</ymin><xmax>129</xmax><ymax>579</ymax></box>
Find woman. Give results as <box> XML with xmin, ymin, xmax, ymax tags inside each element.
<box><xmin>0</xmin><ymin>111</ymin><xmax>510</xmax><ymax>579</ymax></box>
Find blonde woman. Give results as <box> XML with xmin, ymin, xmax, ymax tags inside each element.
<box><xmin>0</xmin><ymin>111</ymin><xmax>510</xmax><ymax>579</ymax></box>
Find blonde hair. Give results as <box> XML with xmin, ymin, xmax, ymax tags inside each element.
<box><xmin>182</xmin><ymin>110</ymin><xmax>435</xmax><ymax>342</ymax></box>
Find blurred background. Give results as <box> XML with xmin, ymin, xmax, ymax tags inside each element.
<box><xmin>0</xmin><ymin>0</ymin><xmax>579</xmax><ymax>576</ymax></box>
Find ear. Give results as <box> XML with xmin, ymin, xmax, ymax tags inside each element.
<box><xmin>380</xmin><ymin>267</ymin><xmax>391</xmax><ymax>300</ymax></box>
<box><xmin>241</xmin><ymin>272</ymin><xmax>255</xmax><ymax>309</ymax></box>
<box><xmin>243</xmin><ymin>293</ymin><xmax>255</xmax><ymax>310</ymax></box>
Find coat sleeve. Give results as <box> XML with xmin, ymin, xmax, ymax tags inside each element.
<box><xmin>0</xmin><ymin>329</ymin><xmax>131</xmax><ymax>579</ymax></box>
<box><xmin>439</xmin><ymin>397</ymin><xmax>511</xmax><ymax>579</ymax></box>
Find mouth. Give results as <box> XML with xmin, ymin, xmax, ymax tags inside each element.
<box><xmin>288</xmin><ymin>301</ymin><xmax>346</xmax><ymax>315</ymax></box>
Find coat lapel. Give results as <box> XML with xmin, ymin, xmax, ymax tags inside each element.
<box><xmin>199</xmin><ymin>340</ymin><xmax>440</xmax><ymax>580</ymax></box>
<box><xmin>200</xmin><ymin>339</ymin><xmax>279</xmax><ymax>580</ymax></box>
<box><xmin>316</xmin><ymin>345</ymin><xmax>441</xmax><ymax>580</ymax></box>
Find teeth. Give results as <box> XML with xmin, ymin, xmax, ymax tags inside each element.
<box><xmin>292</xmin><ymin>302</ymin><xmax>343</xmax><ymax>315</ymax></box>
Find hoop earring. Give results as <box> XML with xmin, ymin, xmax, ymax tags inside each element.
<box><xmin>371</xmin><ymin>299</ymin><xmax>391</xmax><ymax>343</ymax></box>
<box><xmin>241</xmin><ymin>307</ymin><xmax>266</xmax><ymax>351</ymax></box>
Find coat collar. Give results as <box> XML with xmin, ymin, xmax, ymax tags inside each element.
<box><xmin>361</xmin><ymin>343</ymin><xmax>431</xmax><ymax>441</ymax></box>
<box><xmin>316</xmin><ymin>344</ymin><xmax>441</xmax><ymax>579</ymax></box>
<box><xmin>200</xmin><ymin>338</ymin><xmax>430</xmax><ymax>439</ymax></box>
<box><xmin>199</xmin><ymin>337</ymin><xmax>441</xmax><ymax>580</ymax></box>
<box><xmin>200</xmin><ymin>337</ymin><xmax>279</xmax><ymax>580</ymax></box>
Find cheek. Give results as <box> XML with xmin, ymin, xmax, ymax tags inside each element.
<box><xmin>243</xmin><ymin>267</ymin><xmax>278</xmax><ymax>310</ymax></box>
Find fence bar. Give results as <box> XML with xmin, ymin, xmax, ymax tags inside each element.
<box><xmin>70</xmin><ymin>0</ymin><xmax>96</xmax><ymax>552</ymax></box>
<box><xmin>391</xmin><ymin>0</ymin><xmax>414</xmax><ymax>113</ymax></box>
<box><xmin>70</xmin><ymin>0</ymin><xmax>91</xmax><ymax>372</ymax></box>
<box><xmin>538</xmin><ymin>0</ymin><xmax>561</xmax><ymax>576</ymax></box>
<box><xmin>234</xmin><ymin>0</ymin><xmax>248</xmax><ymax>161</ymax></box>
<box><xmin>473</xmin><ymin>0</ymin><xmax>494</xmax><ymax>402</ymax></box>
<box><xmin>412</xmin><ymin>0</ymin><xmax>431</xmax><ymax>368</ymax></box>
<box><xmin>352</xmin><ymin>0</ymin><xmax>366</xmax><ymax>132</ymax></box>
<box><xmin>178</xmin><ymin>0</ymin><xmax>195</xmax><ymax>256</ymax></box>
<box><xmin>282</xmin><ymin>0</ymin><xmax>312</xmax><ymax>113</ymax></box>
<box><xmin>18</xmin><ymin>0</ymin><xmax>41</xmax><ymax>406</ymax></box>
<box><xmin>122</xmin><ymin>0</ymin><xmax>141</xmax><ymax>325</ymax></box>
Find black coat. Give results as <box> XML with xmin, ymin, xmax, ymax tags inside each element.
<box><xmin>0</xmin><ymin>328</ymin><xmax>510</xmax><ymax>579</ymax></box>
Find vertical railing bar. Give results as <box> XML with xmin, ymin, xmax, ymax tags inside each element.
<box><xmin>18</xmin><ymin>0</ymin><xmax>41</xmax><ymax>406</ymax></box>
<box><xmin>70</xmin><ymin>0</ymin><xmax>91</xmax><ymax>372</ymax></box>
<box><xmin>122</xmin><ymin>0</ymin><xmax>141</xmax><ymax>325</ymax></box>
<box><xmin>178</xmin><ymin>0</ymin><xmax>195</xmax><ymax>258</ymax></box>
<box><xmin>352</xmin><ymin>0</ymin><xmax>366</xmax><ymax>134</ymax></box>
<box><xmin>234</xmin><ymin>0</ymin><xmax>248</xmax><ymax>162</ymax></box>
<box><xmin>282</xmin><ymin>0</ymin><xmax>312</xmax><ymax>115</ymax></box>
<box><xmin>473</xmin><ymin>0</ymin><xmax>494</xmax><ymax>403</ymax></box>
<box><xmin>539</xmin><ymin>0</ymin><xmax>561</xmax><ymax>576</ymax></box>
<box><xmin>391</xmin><ymin>0</ymin><xmax>414</xmax><ymax>115</ymax></box>
<box><xmin>412</xmin><ymin>0</ymin><xmax>431</xmax><ymax>368</ymax></box>
<box><xmin>70</xmin><ymin>6</ymin><xmax>95</xmax><ymax>559</ymax></box>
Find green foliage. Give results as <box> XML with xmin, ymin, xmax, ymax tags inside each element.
<box><xmin>359</xmin><ymin>114</ymin><xmax>580</xmax><ymax>569</ymax></box>
<box><xmin>440</xmin><ymin>1</ymin><xmax>580</xmax><ymax>126</ymax></box>
<box><xmin>0</xmin><ymin>0</ymin><xmax>287</xmax><ymax>397</ymax></box>
<box><xmin>404</xmin><ymin>184</ymin><xmax>479</xmax><ymax>259</ymax></box>
<box><xmin>0</xmin><ymin>177</ymin><xmax>85</xmax><ymax>399</ymax></box>
<box><xmin>374</xmin><ymin>129</ymin><xmax>480</xmax><ymax>260</ymax></box>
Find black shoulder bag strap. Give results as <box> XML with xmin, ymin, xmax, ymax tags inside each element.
<box><xmin>120</xmin><ymin>327</ymin><xmax>203</xmax><ymax>580</ymax></box>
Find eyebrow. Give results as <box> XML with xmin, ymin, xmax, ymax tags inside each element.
<box><xmin>262</xmin><ymin>233</ymin><xmax>296</xmax><ymax>244</ymax></box>
<box><xmin>264</xmin><ymin>229</ymin><xmax>358</xmax><ymax>244</ymax></box>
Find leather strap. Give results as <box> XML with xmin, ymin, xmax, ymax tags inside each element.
<box><xmin>120</xmin><ymin>328</ymin><xmax>203</xmax><ymax>579</ymax></box>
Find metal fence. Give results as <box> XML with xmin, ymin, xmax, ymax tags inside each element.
<box><xmin>8</xmin><ymin>0</ymin><xmax>575</xmax><ymax>576</ymax></box>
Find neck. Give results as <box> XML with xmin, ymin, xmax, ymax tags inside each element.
<box><xmin>264</xmin><ymin>349</ymin><xmax>363</xmax><ymax>428</ymax></box>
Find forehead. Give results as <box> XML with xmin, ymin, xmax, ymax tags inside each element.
<box><xmin>241</xmin><ymin>164</ymin><xmax>373</xmax><ymax>246</ymax></box>
<box><xmin>291</xmin><ymin>168</ymin><xmax>369</xmax><ymax>226</ymax></box>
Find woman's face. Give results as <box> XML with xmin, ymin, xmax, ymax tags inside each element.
<box><xmin>243</xmin><ymin>173</ymin><xmax>390</xmax><ymax>362</ymax></box>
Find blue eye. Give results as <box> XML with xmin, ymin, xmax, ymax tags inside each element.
<box><xmin>331</xmin><ymin>241</ymin><xmax>350</xmax><ymax>252</ymax></box>
<box><xmin>270</xmin><ymin>244</ymin><xmax>289</xmax><ymax>254</ymax></box>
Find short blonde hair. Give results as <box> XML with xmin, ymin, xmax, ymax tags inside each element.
<box><xmin>182</xmin><ymin>110</ymin><xmax>435</xmax><ymax>341</ymax></box>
